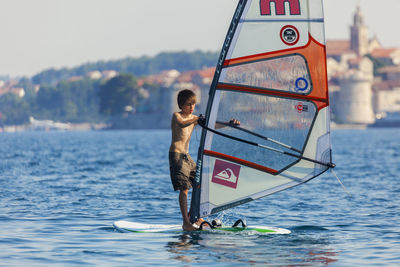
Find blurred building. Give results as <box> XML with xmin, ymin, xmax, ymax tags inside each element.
<box><xmin>327</xmin><ymin>6</ymin><xmax>400</xmax><ymax>125</ymax></box>
<box><xmin>117</xmin><ymin>67</ymin><xmax>214</xmax><ymax>129</ymax></box>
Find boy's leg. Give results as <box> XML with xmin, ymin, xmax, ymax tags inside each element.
<box><xmin>179</xmin><ymin>189</ymin><xmax>197</xmax><ymax>231</ymax></box>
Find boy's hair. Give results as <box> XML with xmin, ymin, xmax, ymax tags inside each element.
<box><xmin>177</xmin><ymin>89</ymin><xmax>196</xmax><ymax>109</ymax></box>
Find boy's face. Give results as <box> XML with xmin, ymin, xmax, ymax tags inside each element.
<box><xmin>181</xmin><ymin>98</ymin><xmax>196</xmax><ymax>115</ymax></box>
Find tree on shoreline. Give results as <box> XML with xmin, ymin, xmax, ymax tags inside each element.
<box><xmin>0</xmin><ymin>93</ymin><xmax>30</xmax><ymax>125</ymax></box>
<box><xmin>98</xmin><ymin>74</ymin><xmax>143</xmax><ymax>116</ymax></box>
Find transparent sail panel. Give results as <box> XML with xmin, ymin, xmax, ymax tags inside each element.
<box><xmin>209</xmin><ymin>90</ymin><xmax>316</xmax><ymax>171</ymax></box>
<box><xmin>220</xmin><ymin>55</ymin><xmax>311</xmax><ymax>93</ymax></box>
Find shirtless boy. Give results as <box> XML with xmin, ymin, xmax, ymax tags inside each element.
<box><xmin>169</xmin><ymin>89</ymin><xmax>239</xmax><ymax>231</ymax></box>
<box><xmin>169</xmin><ymin>89</ymin><xmax>200</xmax><ymax>231</ymax></box>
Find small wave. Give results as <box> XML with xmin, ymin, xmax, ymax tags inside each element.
<box><xmin>94</xmin><ymin>160</ymin><xmax>116</xmax><ymax>166</ymax></box>
<box><xmin>291</xmin><ymin>225</ymin><xmax>328</xmax><ymax>231</ymax></box>
<box><xmin>78</xmin><ymin>167</ymin><xmax>97</xmax><ymax>172</ymax></box>
<box><xmin>334</xmin><ymin>224</ymin><xmax>353</xmax><ymax>229</ymax></box>
<box><xmin>28</xmin><ymin>161</ymin><xmax>40</xmax><ymax>167</ymax></box>
<box><xmin>83</xmin><ymin>250</ymin><xmax>124</xmax><ymax>257</ymax></box>
<box><xmin>97</xmin><ymin>226</ymin><xmax>116</xmax><ymax>232</ymax></box>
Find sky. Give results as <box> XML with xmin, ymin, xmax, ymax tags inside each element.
<box><xmin>1</xmin><ymin>0</ymin><xmax>399</xmax><ymax>77</ymax></box>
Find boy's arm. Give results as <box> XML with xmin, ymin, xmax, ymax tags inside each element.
<box><xmin>173</xmin><ymin>112</ymin><xmax>199</xmax><ymax>128</ymax></box>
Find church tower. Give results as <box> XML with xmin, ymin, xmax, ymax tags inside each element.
<box><xmin>350</xmin><ymin>6</ymin><xmax>369</xmax><ymax>56</ymax></box>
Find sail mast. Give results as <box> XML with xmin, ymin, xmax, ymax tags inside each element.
<box><xmin>190</xmin><ymin>0</ymin><xmax>248</xmax><ymax>224</ymax></box>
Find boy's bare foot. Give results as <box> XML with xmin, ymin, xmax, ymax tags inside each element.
<box><xmin>182</xmin><ymin>222</ymin><xmax>198</xmax><ymax>231</ymax></box>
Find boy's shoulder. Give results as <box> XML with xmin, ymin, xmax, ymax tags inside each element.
<box><xmin>171</xmin><ymin>112</ymin><xmax>180</xmax><ymax>119</ymax></box>
<box><xmin>172</xmin><ymin>112</ymin><xmax>191</xmax><ymax>119</ymax></box>
<box><xmin>171</xmin><ymin>112</ymin><xmax>183</xmax><ymax>125</ymax></box>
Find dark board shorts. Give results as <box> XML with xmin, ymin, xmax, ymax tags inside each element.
<box><xmin>169</xmin><ymin>152</ymin><xmax>196</xmax><ymax>191</ymax></box>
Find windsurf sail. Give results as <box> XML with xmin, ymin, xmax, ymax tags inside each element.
<box><xmin>190</xmin><ymin>0</ymin><xmax>334</xmax><ymax>223</ymax></box>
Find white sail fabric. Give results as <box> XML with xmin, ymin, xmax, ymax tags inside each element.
<box><xmin>190</xmin><ymin>0</ymin><xmax>332</xmax><ymax>220</ymax></box>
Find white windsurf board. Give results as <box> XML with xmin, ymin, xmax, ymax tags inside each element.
<box><xmin>113</xmin><ymin>220</ymin><xmax>291</xmax><ymax>234</ymax></box>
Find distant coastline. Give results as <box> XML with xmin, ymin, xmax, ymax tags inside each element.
<box><xmin>4</xmin><ymin>120</ymin><xmax>399</xmax><ymax>133</ymax></box>
<box><xmin>0</xmin><ymin>122</ymin><xmax>108</xmax><ymax>133</ymax></box>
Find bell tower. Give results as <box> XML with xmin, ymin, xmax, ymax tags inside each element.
<box><xmin>350</xmin><ymin>6</ymin><xmax>369</xmax><ymax>56</ymax></box>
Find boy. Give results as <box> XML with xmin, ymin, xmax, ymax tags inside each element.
<box><xmin>169</xmin><ymin>89</ymin><xmax>239</xmax><ymax>231</ymax></box>
<box><xmin>169</xmin><ymin>89</ymin><xmax>200</xmax><ymax>231</ymax></box>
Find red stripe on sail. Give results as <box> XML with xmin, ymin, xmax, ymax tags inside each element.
<box><xmin>204</xmin><ymin>150</ymin><xmax>278</xmax><ymax>175</ymax></box>
<box><xmin>216</xmin><ymin>83</ymin><xmax>328</xmax><ymax>110</ymax></box>
<box><xmin>221</xmin><ymin>34</ymin><xmax>329</xmax><ymax>110</ymax></box>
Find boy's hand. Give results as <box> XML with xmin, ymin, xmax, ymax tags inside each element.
<box><xmin>229</xmin><ymin>119</ymin><xmax>240</xmax><ymax>126</ymax></box>
<box><xmin>198</xmin><ymin>115</ymin><xmax>206</xmax><ymax>126</ymax></box>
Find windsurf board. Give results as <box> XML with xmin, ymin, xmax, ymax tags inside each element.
<box><xmin>113</xmin><ymin>220</ymin><xmax>291</xmax><ymax>234</ymax></box>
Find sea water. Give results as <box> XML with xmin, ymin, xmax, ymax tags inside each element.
<box><xmin>0</xmin><ymin>128</ymin><xmax>399</xmax><ymax>266</ymax></box>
